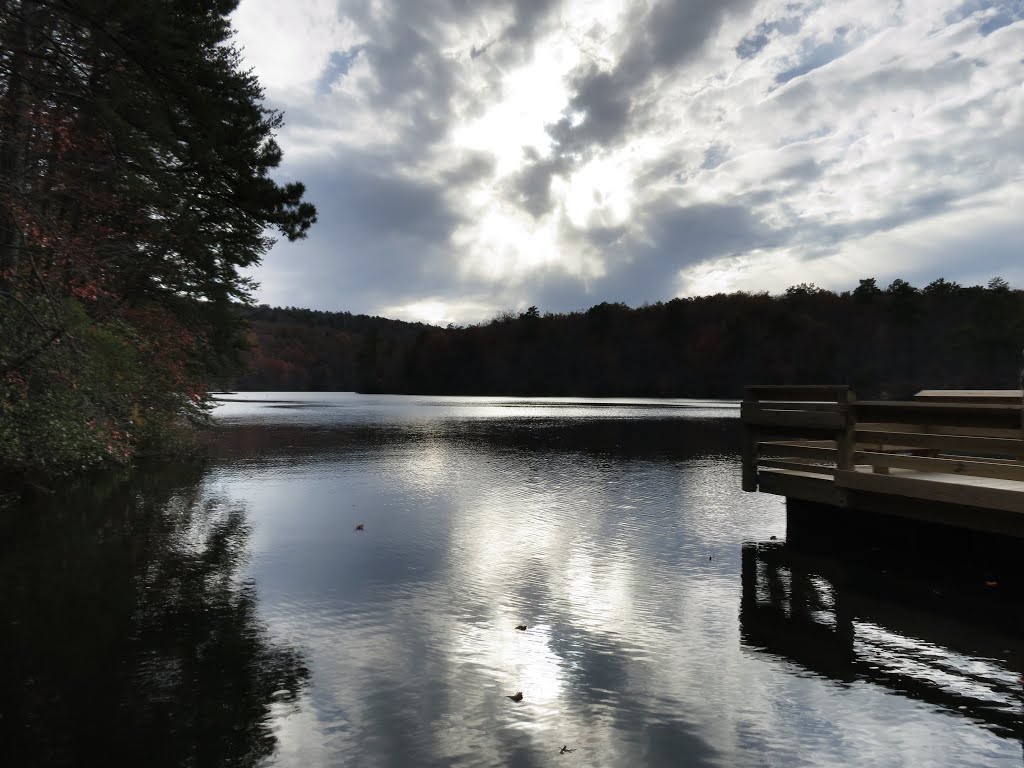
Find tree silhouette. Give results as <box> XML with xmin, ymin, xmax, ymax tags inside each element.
<box><xmin>228</xmin><ymin>278</ymin><xmax>1024</xmax><ymax>399</ymax></box>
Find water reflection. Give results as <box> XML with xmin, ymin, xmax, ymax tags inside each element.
<box><xmin>203</xmin><ymin>395</ymin><xmax>1022</xmax><ymax>766</ymax></box>
<box><xmin>740</xmin><ymin>540</ymin><xmax>1024</xmax><ymax>743</ymax></box>
<box><xmin>204</xmin><ymin>402</ymin><xmax>767</xmax><ymax>766</ymax></box>
<box><xmin>5</xmin><ymin>394</ymin><xmax>1023</xmax><ymax>766</ymax></box>
<box><xmin>0</xmin><ymin>466</ymin><xmax>309</xmax><ymax>767</ymax></box>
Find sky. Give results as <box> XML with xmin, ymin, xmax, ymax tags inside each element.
<box><xmin>231</xmin><ymin>0</ymin><xmax>1024</xmax><ymax>326</ymax></box>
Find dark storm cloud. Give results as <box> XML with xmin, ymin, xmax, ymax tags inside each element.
<box><xmin>500</xmin><ymin>0</ymin><xmax>562</xmax><ymax>41</ymax></box>
<box><xmin>810</xmin><ymin>189</ymin><xmax>963</xmax><ymax>247</ymax></box>
<box><xmin>441</xmin><ymin>151</ymin><xmax>497</xmax><ymax>187</ymax></box>
<box><xmin>549</xmin><ymin>69</ymin><xmax>634</xmax><ymax>154</ymax></box>
<box><xmin>615</xmin><ymin>0</ymin><xmax>758</xmax><ymax>81</ymax></box>
<box><xmin>342</xmin><ymin>0</ymin><xmax>562</xmax><ymax>68</ymax></box>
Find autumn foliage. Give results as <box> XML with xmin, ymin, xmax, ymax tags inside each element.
<box><xmin>0</xmin><ymin>0</ymin><xmax>314</xmax><ymax>482</ymax></box>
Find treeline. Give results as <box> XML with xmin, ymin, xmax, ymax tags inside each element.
<box><xmin>0</xmin><ymin>1</ymin><xmax>314</xmax><ymax>481</ymax></box>
<box><xmin>232</xmin><ymin>277</ymin><xmax>1024</xmax><ymax>399</ymax></box>
<box><xmin>231</xmin><ymin>305</ymin><xmax>430</xmax><ymax>391</ymax></box>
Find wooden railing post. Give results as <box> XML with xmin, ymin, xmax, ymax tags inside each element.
<box><xmin>836</xmin><ymin>388</ymin><xmax>856</xmax><ymax>472</ymax></box>
<box><xmin>741</xmin><ymin>395</ymin><xmax>758</xmax><ymax>491</ymax></box>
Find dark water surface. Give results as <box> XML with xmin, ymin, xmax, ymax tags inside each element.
<box><xmin>1</xmin><ymin>393</ymin><xmax>1021</xmax><ymax>766</ymax></box>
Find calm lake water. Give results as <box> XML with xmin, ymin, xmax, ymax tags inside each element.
<box><xmin>1</xmin><ymin>393</ymin><xmax>1022</xmax><ymax>766</ymax></box>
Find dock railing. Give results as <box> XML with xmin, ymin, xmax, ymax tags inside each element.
<box><xmin>741</xmin><ymin>385</ymin><xmax>1024</xmax><ymax>514</ymax></box>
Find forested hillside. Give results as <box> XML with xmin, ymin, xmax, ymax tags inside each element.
<box><xmin>232</xmin><ymin>278</ymin><xmax>1024</xmax><ymax>399</ymax></box>
<box><xmin>231</xmin><ymin>305</ymin><xmax>430</xmax><ymax>391</ymax></box>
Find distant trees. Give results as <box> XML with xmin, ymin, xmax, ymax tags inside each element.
<box><xmin>0</xmin><ymin>0</ymin><xmax>315</xmax><ymax>480</ymax></box>
<box><xmin>233</xmin><ymin>278</ymin><xmax>1024</xmax><ymax>399</ymax></box>
<box><xmin>853</xmin><ymin>278</ymin><xmax>882</xmax><ymax>302</ymax></box>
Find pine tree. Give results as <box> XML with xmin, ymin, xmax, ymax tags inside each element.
<box><xmin>0</xmin><ymin>0</ymin><xmax>316</xmax><ymax>479</ymax></box>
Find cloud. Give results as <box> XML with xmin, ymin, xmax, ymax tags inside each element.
<box><xmin>233</xmin><ymin>0</ymin><xmax>1024</xmax><ymax>324</ymax></box>
<box><xmin>232</xmin><ymin>0</ymin><xmax>364</xmax><ymax>96</ymax></box>
<box><xmin>736</xmin><ymin>13</ymin><xmax>804</xmax><ymax>59</ymax></box>
<box><xmin>543</xmin><ymin>0</ymin><xmax>760</xmax><ymax>172</ymax></box>
<box><xmin>252</xmin><ymin>153</ymin><xmax>468</xmax><ymax>312</ymax></box>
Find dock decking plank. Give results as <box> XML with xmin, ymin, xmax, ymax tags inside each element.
<box><xmin>836</xmin><ymin>468</ymin><xmax>1024</xmax><ymax>515</ymax></box>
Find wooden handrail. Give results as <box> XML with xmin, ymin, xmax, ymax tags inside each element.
<box><xmin>856</xmin><ymin>401</ymin><xmax>1021</xmax><ymax>430</ymax></box>
<box><xmin>742</xmin><ymin>385</ymin><xmax>1024</xmax><ymax>491</ymax></box>
<box><xmin>856</xmin><ymin>430</ymin><xmax>1024</xmax><ymax>458</ymax></box>
<box><xmin>854</xmin><ymin>451</ymin><xmax>1024</xmax><ymax>481</ymax></box>
<box><xmin>741</xmin><ymin>386</ymin><xmax>855</xmax><ymax>490</ymax></box>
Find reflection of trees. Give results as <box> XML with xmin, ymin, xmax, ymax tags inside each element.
<box><xmin>740</xmin><ymin>541</ymin><xmax>1024</xmax><ymax>743</ymax></box>
<box><xmin>0</xmin><ymin>464</ymin><xmax>309</xmax><ymax>767</ymax></box>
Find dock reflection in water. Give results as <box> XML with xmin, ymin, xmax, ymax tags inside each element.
<box><xmin>740</xmin><ymin>540</ymin><xmax>1024</xmax><ymax>746</ymax></box>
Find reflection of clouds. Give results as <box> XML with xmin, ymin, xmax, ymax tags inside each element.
<box><xmin>202</xmin><ymin>399</ymin><xmax>1021</xmax><ymax>766</ymax></box>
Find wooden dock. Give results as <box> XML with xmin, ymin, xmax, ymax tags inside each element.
<box><xmin>741</xmin><ymin>385</ymin><xmax>1024</xmax><ymax>538</ymax></box>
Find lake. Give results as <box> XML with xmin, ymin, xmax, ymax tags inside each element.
<box><xmin>1</xmin><ymin>393</ymin><xmax>1021</xmax><ymax>766</ymax></box>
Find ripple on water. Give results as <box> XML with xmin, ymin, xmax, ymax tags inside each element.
<box><xmin>202</xmin><ymin>395</ymin><xmax>1024</xmax><ymax>767</ymax></box>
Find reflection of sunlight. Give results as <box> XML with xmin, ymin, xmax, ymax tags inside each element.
<box><xmin>452</xmin><ymin>482</ymin><xmax>563</xmax><ymax>576</ymax></box>
<box><xmin>400</xmin><ymin>439</ymin><xmax>450</xmax><ymax>492</ymax></box>
<box><xmin>564</xmin><ymin>548</ymin><xmax>636</xmax><ymax>631</ymax></box>
<box><xmin>267</xmin><ymin>695</ymin><xmax>333</xmax><ymax>766</ymax></box>
<box><xmin>811</xmin><ymin>576</ymin><xmax>834</xmax><ymax>608</ymax></box>
<box><xmin>451</xmin><ymin>622</ymin><xmax>565</xmax><ymax>713</ymax></box>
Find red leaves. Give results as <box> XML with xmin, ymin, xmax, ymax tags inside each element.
<box><xmin>3</xmin><ymin>371</ymin><xmax>28</xmax><ymax>391</ymax></box>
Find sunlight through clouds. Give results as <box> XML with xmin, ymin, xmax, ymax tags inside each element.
<box><xmin>232</xmin><ymin>0</ymin><xmax>1024</xmax><ymax>322</ymax></box>
<box><xmin>563</xmin><ymin>154</ymin><xmax>635</xmax><ymax>228</ymax></box>
<box><xmin>452</xmin><ymin>43</ymin><xmax>576</xmax><ymax>174</ymax></box>
<box><xmin>454</xmin><ymin>193</ymin><xmax>604</xmax><ymax>284</ymax></box>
